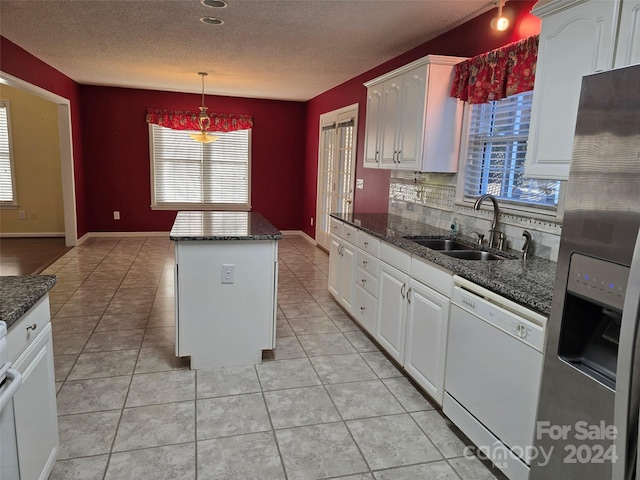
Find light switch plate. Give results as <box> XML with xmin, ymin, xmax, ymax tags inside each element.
<box><xmin>356</xmin><ymin>178</ymin><xmax>364</xmax><ymax>189</ymax></box>
<box><xmin>221</xmin><ymin>264</ymin><xmax>235</xmax><ymax>284</ymax></box>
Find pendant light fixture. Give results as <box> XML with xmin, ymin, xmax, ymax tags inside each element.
<box><xmin>490</xmin><ymin>0</ymin><xmax>510</xmax><ymax>31</ymax></box>
<box><xmin>189</xmin><ymin>72</ymin><xmax>219</xmax><ymax>143</ymax></box>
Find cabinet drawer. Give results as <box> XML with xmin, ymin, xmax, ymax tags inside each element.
<box><xmin>7</xmin><ymin>295</ymin><xmax>51</xmax><ymax>362</ymax></box>
<box><xmin>380</xmin><ymin>242</ymin><xmax>411</xmax><ymax>273</ymax></box>
<box><xmin>356</xmin><ymin>249</ymin><xmax>379</xmax><ymax>276</ymax></box>
<box><xmin>330</xmin><ymin>218</ymin><xmax>344</xmax><ymax>238</ymax></box>
<box><xmin>411</xmin><ymin>256</ymin><xmax>453</xmax><ymax>298</ymax></box>
<box><xmin>353</xmin><ymin>285</ymin><xmax>377</xmax><ymax>334</ymax></box>
<box><xmin>357</xmin><ymin>232</ymin><xmax>381</xmax><ymax>256</ymax></box>
<box><xmin>343</xmin><ymin>224</ymin><xmax>358</xmax><ymax>244</ymax></box>
<box><xmin>355</xmin><ymin>267</ymin><xmax>378</xmax><ymax>297</ymax></box>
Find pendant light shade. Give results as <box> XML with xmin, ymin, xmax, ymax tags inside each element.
<box><xmin>189</xmin><ymin>72</ymin><xmax>219</xmax><ymax>143</ymax></box>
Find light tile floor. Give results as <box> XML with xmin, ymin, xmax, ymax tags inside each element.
<box><xmin>43</xmin><ymin>235</ymin><xmax>505</xmax><ymax>480</ymax></box>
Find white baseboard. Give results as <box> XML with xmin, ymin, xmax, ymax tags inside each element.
<box><xmin>281</xmin><ymin>230</ymin><xmax>316</xmax><ymax>245</ymax></box>
<box><xmin>0</xmin><ymin>232</ymin><xmax>65</xmax><ymax>238</ymax></box>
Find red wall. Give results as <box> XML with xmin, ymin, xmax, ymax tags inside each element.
<box><xmin>80</xmin><ymin>86</ymin><xmax>306</xmax><ymax>232</ymax></box>
<box><xmin>302</xmin><ymin>1</ymin><xmax>540</xmax><ymax>238</ymax></box>
<box><xmin>0</xmin><ymin>37</ymin><xmax>89</xmax><ymax>237</ymax></box>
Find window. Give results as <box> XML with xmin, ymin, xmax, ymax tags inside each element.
<box><xmin>150</xmin><ymin>124</ymin><xmax>250</xmax><ymax>210</ymax></box>
<box><xmin>460</xmin><ymin>91</ymin><xmax>560</xmax><ymax>211</ymax></box>
<box><xmin>0</xmin><ymin>100</ymin><xmax>17</xmax><ymax>206</ymax></box>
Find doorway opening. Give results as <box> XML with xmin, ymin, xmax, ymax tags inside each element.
<box><xmin>315</xmin><ymin>104</ymin><xmax>358</xmax><ymax>251</ymax></box>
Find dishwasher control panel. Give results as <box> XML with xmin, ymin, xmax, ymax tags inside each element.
<box><xmin>453</xmin><ymin>286</ymin><xmax>545</xmax><ymax>352</ymax></box>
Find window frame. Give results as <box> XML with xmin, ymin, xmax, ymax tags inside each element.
<box><xmin>0</xmin><ymin>99</ymin><xmax>18</xmax><ymax>208</ymax></box>
<box><xmin>455</xmin><ymin>94</ymin><xmax>566</xmax><ymax>220</ymax></box>
<box><xmin>149</xmin><ymin>123</ymin><xmax>252</xmax><ymax>211</ymax></box>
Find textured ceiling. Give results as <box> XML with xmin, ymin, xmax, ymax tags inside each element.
<box><xmin>0</xmin><ymin>0</ymin><xmax>495</xmax><ymax>101</ymax></box>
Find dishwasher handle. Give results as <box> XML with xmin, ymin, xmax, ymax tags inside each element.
<box><xmin>0</xmin><ymin>363</ymin><xmax>22</xmax><ymax>412</ymax></box>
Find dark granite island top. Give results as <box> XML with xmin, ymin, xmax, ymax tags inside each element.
<box><xmin>0</xmin><ymin>275</ymin><xmax>57</xmax><ymax>329</ymax></box>
<box><xmin>170</xmin><ymin>211</ymin><xmax>283</xmax><ymax>241</ymax></box>
<box><xmin>331</xmin><ymin>212</ymin><xmax>557</xmax><ymax>316</ymax></box>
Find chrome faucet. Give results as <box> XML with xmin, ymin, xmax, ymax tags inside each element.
<box><xmin>473</xmin><ymin>194</ymin><xmax>501</xmax><ymax>248</ymax></box>
<box><xmin>522</xmin><ymin>230</ymin><xmax>532</xmax><ymax>259</ymax></box>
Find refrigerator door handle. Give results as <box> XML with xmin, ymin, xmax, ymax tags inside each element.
<box><xmin>613</xmin><ymin>229</ymin><xmax>640</xmax><ymax>480</ymax></box>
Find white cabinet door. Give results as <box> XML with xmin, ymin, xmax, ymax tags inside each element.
<box><xmin>364</xmin><ymin>84</ymin><xmax>384</xmax><ymax>168</ymax></box>
<box><xmin>397</xmin><ymin>65</ymin><xmax>427</xmax><ymax>170</ymax></box>
<box><xmin>376</xmin><ymin>262</ymin><xmax>409</xmax><ymax>363</ymax></box>
<box><xmin>404</xmin><ymin>280</ymin><xmax>450</xmax><ymax>406</ymax></box>
<box><xmin>328</xmin><ymin>236</ymin><xmax>341</xmax><ymax>298</ymax></box>
<box><xmin>339</xmin><ymin>241</ymin><xmax>355</xmax><ymax>313</ymax></box>
<box><xmin>615</xmin><ymin>0</ymin><xmax>640</xmax><ymax>67</ymax></box>
<box><xmin>13</xmin><ymin>323</ymin><xmax>58</xmax><ymax>480</ymax></box>
<box><xmin>353</xmin><ymin>285</ymin><xmax>377</xmax><ymax>334</ymax></box>
<box><xmin>526</xmin><ymin>0</ymin><xmax>618</xmax><ymax>180</ymax></box>
<box><xmin>380</xmin><ymin>77</ymin><xmax>403</xmax><ymax>168</ymax></box>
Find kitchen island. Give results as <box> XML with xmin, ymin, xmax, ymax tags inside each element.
<box><xmin>170</xmin><ymin>211</ymin><xmax>283</xmax><ymax>369</ymax></box>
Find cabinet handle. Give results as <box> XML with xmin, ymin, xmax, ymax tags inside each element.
<box><xmin>400</xmin><ymin>283</ymin><xmax>406</xmax><ymax>299</ymax></box>
<box><xmin>362</xmin><ymin>260</ymin><xmax>368</xmax><ymax>266</ymax></box>
<box><xmin>360</xmin><ymin>306</ymin><xmax>366</xmax><ymax>311</ymax></box>
<box><xmin>361</xmin><ymin>278</ymin><xmax>367</xmax><ymax>284</ymax></box>
<box><xmin>375</xmin><ymin>151</ymin><xmax>379</xmax><ymax>163</ymax></box>
<box><xmin>407</xmin><ymin>287</ymin><xmax>412</xmax><ymax>304</ymax></box>
<box><xmin>393</xmin><ymin>151</ymin><xmax>398</xmax><ymax>163</ymax></box>
<box><xmin>26</xmin><ymin>323</ymin><xmax>38</xmax><ymax>331</ymax></box>
<box><xmin>363</xmin><ymin>241</ymin><xmax>369</xmax><ymax>247</ymax></box>
<box><xmin>397</xmin><ymin>150</ymin><xmax>402</xmax><ymax>163</ymax></box>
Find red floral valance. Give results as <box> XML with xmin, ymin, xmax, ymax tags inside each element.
<box><xmin>146</xmin><ymin>109</ymin><xmax>253</xmax><ymax>132</ymax></box>
<box><xmin>450</xmin><ymin>35</ymin><xmax>539</xmax><ymax>104</ymax></box>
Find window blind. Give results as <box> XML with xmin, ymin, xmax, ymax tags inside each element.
<box><xmin>0</xmin><ymin>101</ymin><xmax>16</xmax><ymax>204</ymax></box>
<box><xmin>462</xmin><ymin>91</ymin><xmax>560</xmax><ymax>208</ymax></box>
<box><xmin>150</xmin><ymin>124</ymin><xmax>250</xmax><ymax>209</ymax></box>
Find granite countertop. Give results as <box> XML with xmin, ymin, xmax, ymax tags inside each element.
<box><xmin>170</xmin><ymin>211</ymin><xmax>283</xmax><ymax>241</ymax></box>
<box><xmin>0</xmin><ymin>275</ymin><xmax>57</xmax><ymax>329</ymax></box>
<box><xmin>331</xmin><ymin>212</ymin><xmax>557</xmax><ymax>316</ymax></box>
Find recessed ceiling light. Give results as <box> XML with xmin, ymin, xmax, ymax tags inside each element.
<box><xmin>200</xmin><ymin>17</ymin><xmax>224</xmax><ymax>25</ymax></box>
<box><xmin>201</xmin><ymin>0</ymin><xmax>227</xmax><ymax>7</ymax></box>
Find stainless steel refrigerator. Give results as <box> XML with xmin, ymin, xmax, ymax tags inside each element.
<box><xmin>530</xmin><ymin>64</ymin><xmax>640</xmax><ymax>479</ymax></box>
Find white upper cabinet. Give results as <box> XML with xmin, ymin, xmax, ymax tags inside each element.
<box><xmin>615</xmin><ymin>0</ymin><xmax>640</xmax><ymax>67</ymax></box>
<box><xmin>525</xmin><ymin>0</ymin><xmax>637</xmax><ymax>180</ymax></box>
<box><xmin>363</xmin><ymin>55</ymin><xmax>464</xmax><ymax>172</ymax></box>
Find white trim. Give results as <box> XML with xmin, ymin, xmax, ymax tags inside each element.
<box><xmin>84</xmin><ymin>231</ymin><xmax>170</xmax><ymax>238</ymax></box>
<box><xmin>531</xmin><ymin>0</ymin><xmax>589</xmax><ymax>18</ymax></box>
<box><xmin>281</xmin><ymin>229</ymin><xmax>316</xmax><ymax>245</ymax></box>
<box><xmin>0</xmin><ymin>232</ymin><xmax>65</xmax><ymax>238</ymax></box>
<box><xmin>364</xmin><ymin>54</ymin><xmax>465</xmax><ymax>87</ymax></box>
<box><xmin>0</xmin><ymin>71</ymin><xmax>78</xmax><ymax>247</ymax></box>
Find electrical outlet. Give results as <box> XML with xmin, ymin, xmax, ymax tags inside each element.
<box><xmin>221</xmin><ymin>264</ymin><xmax>235</xmax><ymax>284</ymax></box>
<box><xmin>311</xmin><ymin>217</ymin><xmax>314</xmax><ymax>226</ymax></box>
<box><xmin>113</xmin><ymin>211</ymin><xmax>120</xmax><ymax>220</ymax></box>
<box><xmin>356</xmin><ymin>178</ymin><xmax>364</xmax><ymax>189</ymax></box>
<box><xmin>29</xmin><ymin>211</ymin><xmax>37</xmax><ymax>219</ymax></box>
<box><xmin>19</xmin><ymin>210</ymin><xmax>26</xmax><ymax>220</ymax></box>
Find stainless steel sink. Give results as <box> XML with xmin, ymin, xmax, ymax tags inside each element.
<box><xmin>441</xmin><ymin>250</ymin><xmax>509</xmax><ymax>261</ymax></box>
<box><xmin>408</xmin><ymin>238</ymin><xmax>471</xmax><ymax>251</ymax></box>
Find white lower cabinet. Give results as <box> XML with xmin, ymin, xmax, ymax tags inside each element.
<box><xmin>8</xmin><ymin>296</ymin><xmax>59</xmax><ymax>480</ymax></box>
<box><xmin>328</xmin><ymin>235</ymin><xmax>355</xmax><ymax>313</ymax></box>
<box><xmin>404</xmin><ymin>279</ymin><xmax>450</xmax><ymax>405</ymax></box>
<box><xmin>375</xmin><ymin>262</ymin><xmax>409</xmax><ymax>363</ymax></box>
<box><xmin>328</xmin><ymin>220</ymin><xmax>453</xmax><ymax>407</ymax></box>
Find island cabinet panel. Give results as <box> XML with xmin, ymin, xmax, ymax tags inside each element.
<box><xmin>174</xmin><ymin>240</ymin><xmax>278</xmax><ymax>369</ymax></box>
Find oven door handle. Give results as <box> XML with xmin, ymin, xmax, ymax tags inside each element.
<box><xmin>0</xmin><ymin>363</ymin><xmax>22</xmax><ymax>412</ymax></box>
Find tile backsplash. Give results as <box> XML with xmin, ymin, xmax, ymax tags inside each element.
<box><xmin>388</xmin><ymin>171</ymin><xmax>562</xmax><ymax>262</ymax></box>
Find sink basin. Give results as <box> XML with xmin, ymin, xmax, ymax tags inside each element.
<box><xmin>408</xmin><ymin>238</ymin><xmax>471</xmax><ymax>251</ymax></box>
<box><xmin>442</xmin><ymin>250</ymin><xmax>510</xmax><ymax>261</ymax></box>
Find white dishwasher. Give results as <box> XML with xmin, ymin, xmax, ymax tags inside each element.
<box><xmin>443</xmin><ymin>276</ymin><xmax>546</xmax><ymax>480</ymax></box>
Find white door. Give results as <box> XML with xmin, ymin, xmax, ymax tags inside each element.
<box><xmin>316</xmin><ymin>105</ymin><xmax>358</xmax><ymax>251</ymax></box>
